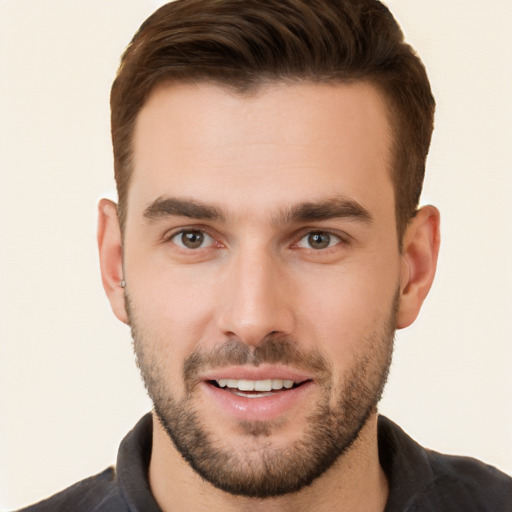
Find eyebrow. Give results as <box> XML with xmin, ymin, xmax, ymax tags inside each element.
<box><xmin>143</xmin><ymin>195</ymin><xmax>372</xmax><ymax>225</ymax></box>
<box><xmin>143</xmin><ymin>196</ymin><xmax>226</xmax><ymax>222</ymax></box>
<box><xmin>277</xmin><ymin>197</ymin><xmax>373</xmax><ymax>225</ymax></box>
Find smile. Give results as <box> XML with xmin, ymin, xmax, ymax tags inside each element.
<box><xmin>199</xmin><ymin>364</ymin><xmax>315</xmax><ymax>419</ymax></box>
<box><xmin>209</xmin><ymin>378</ymin><xmax>306</xmax><ymax>398</ymax></box>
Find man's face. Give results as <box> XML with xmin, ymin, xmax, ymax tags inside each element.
<box><xmin>122</xmin><ymin>82</ymin><xmax>402</xmax><ymax>496</ymax></box>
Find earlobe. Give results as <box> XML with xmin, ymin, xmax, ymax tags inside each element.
<box><xmin>396</xmin><ymin>205</ymin><xmax>440</xmax><ymax>329</ymax></box>
<box><xmin>97</xmin><ymin>198</ymin><xmax>129</xmax><ymax>324</ymax></box>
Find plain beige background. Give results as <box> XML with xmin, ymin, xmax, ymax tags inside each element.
<box><xmin>1</xmin><ymin>0</ymin><xmax>511</xmax><ymax>509</ymax></box>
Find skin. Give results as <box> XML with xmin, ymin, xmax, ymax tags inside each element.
<box><xmin>98</xmin><ymin>81</ymin><xmax>440</xmax><ymax>512</ymax></box>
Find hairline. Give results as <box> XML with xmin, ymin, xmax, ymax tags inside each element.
<box><xmin>117</xmin><ymin>75</ymin><xmax>408</xmax><ymax>247</ymax></box>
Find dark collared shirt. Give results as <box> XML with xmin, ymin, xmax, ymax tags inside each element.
<box><xmin>17</xmin><ymin>414</ymin><xmax>512</xmax><ymax>511</ymax></box>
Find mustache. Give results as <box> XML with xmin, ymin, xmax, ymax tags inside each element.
<box><xmin>183</xmin><ymin>334</ymin><xmax>330</xmax><ymax>384</ymax></box>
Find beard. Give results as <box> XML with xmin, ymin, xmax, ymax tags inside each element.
<box><xmin>127</xmin><ymin>292</ymin><xmax>397</xmax><ymax>498</ymax></box>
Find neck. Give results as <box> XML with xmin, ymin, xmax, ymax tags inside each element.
<box><xmin>148</xmin><ymin>412</ymin><xmax>388</xmax><ymax>512</ymax></box>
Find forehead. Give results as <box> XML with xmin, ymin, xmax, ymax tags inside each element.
<box><xmin>129</xmin><ymin>81</ymin><xmax>394</xmax><ymax>220</ymax></box>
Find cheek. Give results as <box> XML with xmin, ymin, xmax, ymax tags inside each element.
<box><xmin>125</xmin><ymin>251</ymin><xmax>222</xmax><ymax>364</ymax></box>
<box><xmin>293</xmin><ymin>261</ymin><xmax>398</xmax><ymax>368</ymax></box>
<box><xmin>133</xmin><ymin>278</ymin><xmax>217</xmax><ymax>339</ymax></box>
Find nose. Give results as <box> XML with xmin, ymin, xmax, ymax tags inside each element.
<box><xmin>217</xmin><ymin>246</ymin><xmax>295</xmax><ymax>346</ymax></box>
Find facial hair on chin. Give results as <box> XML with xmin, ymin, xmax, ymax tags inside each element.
<box><xmin>126</xmin><ymin>292</ymin><xmax>397</xmax><ymax>498</ymax></box>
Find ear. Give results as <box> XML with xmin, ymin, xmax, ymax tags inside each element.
<box><xmin>396</xmin><ymin>205</ymin><xmax>440</xmax><ymax>329</ymax></box>
<box><xmin>97</xmin><ymin>199</ymin><xmax>129</xmax><ymax>324</ymax></box>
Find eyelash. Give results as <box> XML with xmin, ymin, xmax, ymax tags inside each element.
<box><xmin>163</xmin><ymin>227</ymin><xmax>350</xmax><ymax>254</ymax></box>
<box><xmin>294</xmin><ymin>231</ymin><xmax>344</xmax><ymax>251</ymax></box>
<box><xmin>164</xmin><ymin>227</ymin><xmax>220</xmax><ymax>251</ymax></box>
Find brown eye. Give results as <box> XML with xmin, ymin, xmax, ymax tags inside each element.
<box><xmin>297</xmin><ymin>231</ymin><xmax>340</xmax><ymax>250</ymax></box>
<box><xmin>308</xmin><ymin>232</ymin><xmax>331</xmax><ymax>249</ymax></box>
<box><xmin>172</xmin><ymin>230</ymin><xmax>213</xmax><ymax>249</ymax></box>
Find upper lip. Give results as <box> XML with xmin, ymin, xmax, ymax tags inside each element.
<box><xmin>200</xmin><ymin>365</ymin><xmax>313</xmax><ymax>384</ymax></box>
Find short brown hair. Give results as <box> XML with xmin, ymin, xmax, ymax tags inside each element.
<box><xmin>111</xmin><ymin>0</ymin><xmax>435</xmax><ymax>238</ymax></box>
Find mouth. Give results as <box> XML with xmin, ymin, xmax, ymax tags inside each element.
<box><xmin>200</xmin><ymin>367</ymin><xmax>315</xmax><ymax>421</ymax></box>
<box><xmin>208</xmin><ymin>378</ymin><xmax>308</xmax><ymax>398</ymax></box>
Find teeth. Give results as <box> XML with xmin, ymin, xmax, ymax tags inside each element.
<box><xmin>216</xmin><ymin>378</ymin><xmax>295</xmax><ymax>391</ymax></box>
<box><xmin>254</xmin><ymin>380</ymin><xmax>272</xmax><ymax>392</ymax></box>
<box><xmin>238</xmin><ymin>380</ymin><xmax>255</xmax><ymax>391</ymax></box>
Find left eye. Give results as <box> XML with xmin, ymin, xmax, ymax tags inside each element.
<box><xmin>296</xmin><ymin>231</ymin><xmax>341</xmax><ymax>250</ymax></box>
<box><xmin>171</xmin><ymin>230</ymin><xmax>215</xmax><ymax>249</ymax></box>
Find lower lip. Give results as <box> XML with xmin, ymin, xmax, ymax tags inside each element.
<box><xmin>202</xmin><ymin>381</ymin><xmax>314</xmax><ymax>422</ymax></box>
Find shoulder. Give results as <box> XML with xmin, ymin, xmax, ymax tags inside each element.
<box><xmin>378</xmin><ymin>416</ymin><xmax>512</xmax><ymax>512</ymax></box>
<box><xmin>420</xmin><ymin>450</ymin><xmax>512</xmax><ymax>511</ymax></box>
<box><xmin>15</xmin><ymin>414</ymin><xmax>158</xmax><ymax>512</ymax></box>
<box><xmin>14</xmin><ymin>467</ymin><xmax>128</xmax><ymax>512</ymax></box>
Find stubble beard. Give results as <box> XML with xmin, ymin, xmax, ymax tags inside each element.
<box><xmin>127</xmin><ymin>294</ymin><xmax>397</xmax><ymax>498</ymax></box>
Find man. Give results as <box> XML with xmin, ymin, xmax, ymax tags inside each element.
<box><xmin>17</xmin><ymin>0</ymin><xmax>512</xmax><ymax>510</ymax></box>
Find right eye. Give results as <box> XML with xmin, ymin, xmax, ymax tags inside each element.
<box><xmin>170</xmin><ymin>230</ymin><xmax>215</xmax><ymax>250</ymax></box>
